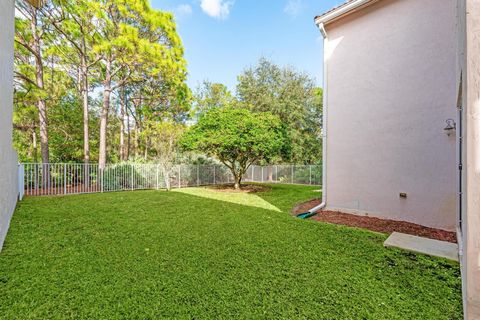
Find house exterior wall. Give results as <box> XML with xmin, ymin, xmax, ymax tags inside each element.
<box><xmin>0</xmin><ymin>0</ymin><xmax>19</xmax><ymax>250</ymax></box>
<box><xmin>458</xmin><ymin>0</ymin><xmax>480</xmax><ymax>317</ymax></box>
<box><xmin>323</xmin><ymin>0</ymin><xmax>457</xmax><ymax>230</ymax></box>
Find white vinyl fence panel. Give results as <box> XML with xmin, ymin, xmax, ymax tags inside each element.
<box><xmin>20</xmin><ymin>163</ymin><xmax>321</xmax><ymax>197</ymax></box>
<box><xmin>18</xmin><ymin>164</ymin><xmax>24</xmax><ymax>200</ymax></box>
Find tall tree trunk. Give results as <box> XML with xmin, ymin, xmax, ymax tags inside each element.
<box><xmin>144</xmin><ymin>136</ymin><xmax>149</xmax><ymax>160</ymax></box>
<box><xmin>163</xmin><ymin>168</ymin><xmax>171</xmax><ymax>191</ymax></box>
<box><xmin>234</xmin><ymin>175</ymin><xmax>242</xmax><ymax>190</ymax></box>
<box><xmin>32</xmin><ymin>129</ymin><xmax>38</xmax><ymax>163</ymax></box>
<box><xmin>230</xmin><ymin>167</ymin><xmax>242</xmax><ymax>190</ymax></box>
<box><xmin>134</xmin><ymin>124</ymin><xmax>139</xmax><ymax>159</ymax></box>
<box><xmin>31</xmin><ymin>8</ymin><xmax>49</xmax><ymax>165</ymax></box>
<box><xmin>99</xmin><ymin>58</ymin><xmax>111</xmax><ymax>170</ymax></box>
<box><xmin>31</xmin><ymin>7</ymin><xmax>49</xmax><ymax>189</ymax></box>
<box><xmin>80</xmin><ymin>36</ymin><xmax>90</xmax><ymax>164</ymax></box>
<box><xmin>133</xmin><ymin>97</ymin><xmax>141</xmax><ymax>159</ymax></box>
<box><xmin>126</xmin><ymin>110</ymin><xmax>131</xmax><ymax>160</ymax></box>
<box><xmin>37</xmin><ymin>98</ymin><xmax>49</xmax><ymax>164</ymax></box>
<box><xmin>119</xmin><ymin>88</ymin><xmax>126</xmax><ymax>161</ymax></box>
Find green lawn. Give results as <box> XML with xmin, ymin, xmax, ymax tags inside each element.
<box><xmin>0</xmin><ymin>184</ymin><xmax>462</xmax><ymax>319</ymax></box>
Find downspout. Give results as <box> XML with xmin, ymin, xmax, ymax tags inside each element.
<box><xmin>457</xmin><ymin>98</ymin><xmax>464</xmax><ymax>257</ymax></box>
<box><xmin>299</xmin><ymin>23</ymin><xmax>328</xmax><ymax>217</ymax></box>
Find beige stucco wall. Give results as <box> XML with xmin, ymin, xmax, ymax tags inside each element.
<box><xmin>0</xmin><ymin>0</ymin><xmax>19</xmax><ymax>250</ymax></box>
<box><xmin>458</xmin><ymin>0</ymin><xmax>480</xmax><ymax>317</ymax></box>
<box><xmin>323</xmin><ymin>0</ymin><xmax>457</xmax><ymax>230</ymax></box>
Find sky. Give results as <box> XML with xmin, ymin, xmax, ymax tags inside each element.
<box><xmin>150</xmin><ymin>0</ymin><xmax>343</xmax><ymax>92</ymax></box>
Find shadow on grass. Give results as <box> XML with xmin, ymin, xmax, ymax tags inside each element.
<box><xmin>172</xmin><ymin>187</ymin><xmax>282</xmax><ymax>212</ymax></box>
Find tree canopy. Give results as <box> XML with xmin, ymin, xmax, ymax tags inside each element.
<box><xmin>181</xmin><ymin>108</ymin><xmax>286</xmax><ymax>189</ymax></box>
<box><xmin>13</xmin><ymin>0</ymin><xmax>190</xmax><ymax>166</ymax></box>
<box><xmin>13</xmin><ymin>0</ymin><xmax>323</xmax><ymax>177</ymax></box>
<box><xmin>193</xmin><ymin>80</ymin><xmax>235</xmax><ymax>119</ymax></box>
<box><xmin>237</xmin><ymin>58</ymin><xmax>323</xmax><ymax>164</ymax></box>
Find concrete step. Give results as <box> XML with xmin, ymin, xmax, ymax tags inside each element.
<box><xmin>384</xmin><ymin>232</ymin><xmax>459</xmax><ymax>261</ymax></box>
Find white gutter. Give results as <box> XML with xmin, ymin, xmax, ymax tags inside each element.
<box><xmin>307</xmin><ymin>22</ymin><xmax>328</xmax><ymax>214</ymax></box>
<box><xmin>314</xmin><ymin>0</ymin><xmax>378</xmax><ymax>26</ymax></box>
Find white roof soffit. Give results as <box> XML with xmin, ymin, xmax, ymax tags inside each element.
<box><xmin>314</xmin><ymin>0</ymin><xmax>380</xmax><ymax>26</ymax></box>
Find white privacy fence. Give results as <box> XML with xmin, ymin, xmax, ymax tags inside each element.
<box><xmin>19</xmin><ymin>163</ymin><xmax>321</xmax><ymax>197</ymax></box>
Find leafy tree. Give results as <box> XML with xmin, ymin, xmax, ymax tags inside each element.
<box><xmin>120</xmin><ymin>74</ymin><xmax>191</xmax><ymax>161</ymax></box>
<box><xmin>193</xmin><ymin>80</ymin><xmax>234</xmax><ymax>119</ymax></box>
<box><xmin>181</xmin><ymin>108</ymin><xmax>286</xmax><ymax>189</ymax></box>
<box><xmin>13</xmin><ymin>0</ymin><xmax>190</xmax><ymax>168</ymax></box>
<box><xmin>237</xmin><ymin>58</ymin><xmax>323</xmax><ymax>164</ymax></box>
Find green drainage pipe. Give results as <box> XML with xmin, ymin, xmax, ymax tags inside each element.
<box><xmin>296</xmin><ymin>211</ymin><xmax>318</xmax><ymax>219</ymax></box>
<box><xmin>296</xmin><ymin>201</ymin><xmax>325</xmax><ymax>219</ymax></box>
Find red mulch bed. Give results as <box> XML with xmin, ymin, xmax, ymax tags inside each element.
<box><xmin>292</xmin><ymin>199</ymin><xmax>457</xmax><ymax>243</ymax></box>
<box><xmin>207</xmin><ymin>184</ymin><xmax>270</xmax><ymax>193</ymax></box>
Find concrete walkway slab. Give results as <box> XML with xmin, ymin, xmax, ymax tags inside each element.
<box><xmin>384</xmin><ymin>232</ymin><xmax>459</xmax><ymax>261</ymax></box>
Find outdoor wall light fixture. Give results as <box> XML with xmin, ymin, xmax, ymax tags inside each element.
<box><xmin>444</xmin><ymin>119</ymin><xmax>456</xmax><ymax>136</ymax></box>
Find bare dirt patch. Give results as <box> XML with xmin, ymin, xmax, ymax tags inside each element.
<box><xmin>207</xmin><ymin>184</ymin><xmax>270</xmax><ymax>193</ymax></box>
<box><xmin>292</xmin><ymin>199</ymin><xmax>457</xmax><ymax>243</ymax></box>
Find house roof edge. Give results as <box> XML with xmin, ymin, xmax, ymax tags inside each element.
<box><xmin>314</xmin><ymin>0</ymin><xmax>380</xmax><ymax>26</ymax></box>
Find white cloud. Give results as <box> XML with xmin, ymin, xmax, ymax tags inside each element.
<box><xmin>284</xmin><ymin>0</ymin><xmax>303</xmax><ymax>18</ymax></box>
<box><xmin>176</xmin><ymin>4</ymin><xmax>193</xmax><ymax>16</ymax></box>
<box><xmin>200</xmin><ymin>0</ymin><xmax>233</xmax><ymax>19</ymax></box>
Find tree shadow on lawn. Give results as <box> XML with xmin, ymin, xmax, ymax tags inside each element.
<box><xmin>173</xmin><ymin>182</ymin><xmax>322</xmax><ymax>214</ymax></box>
<box><xmin>172</xmin><ymin>186</ymin><xmax>282</xmax><ymax>212</ymax></box>
<box><xmin>0</xmin><ymin>188</ymin><xmax>462</xmax><ymax>319</ymax></box>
